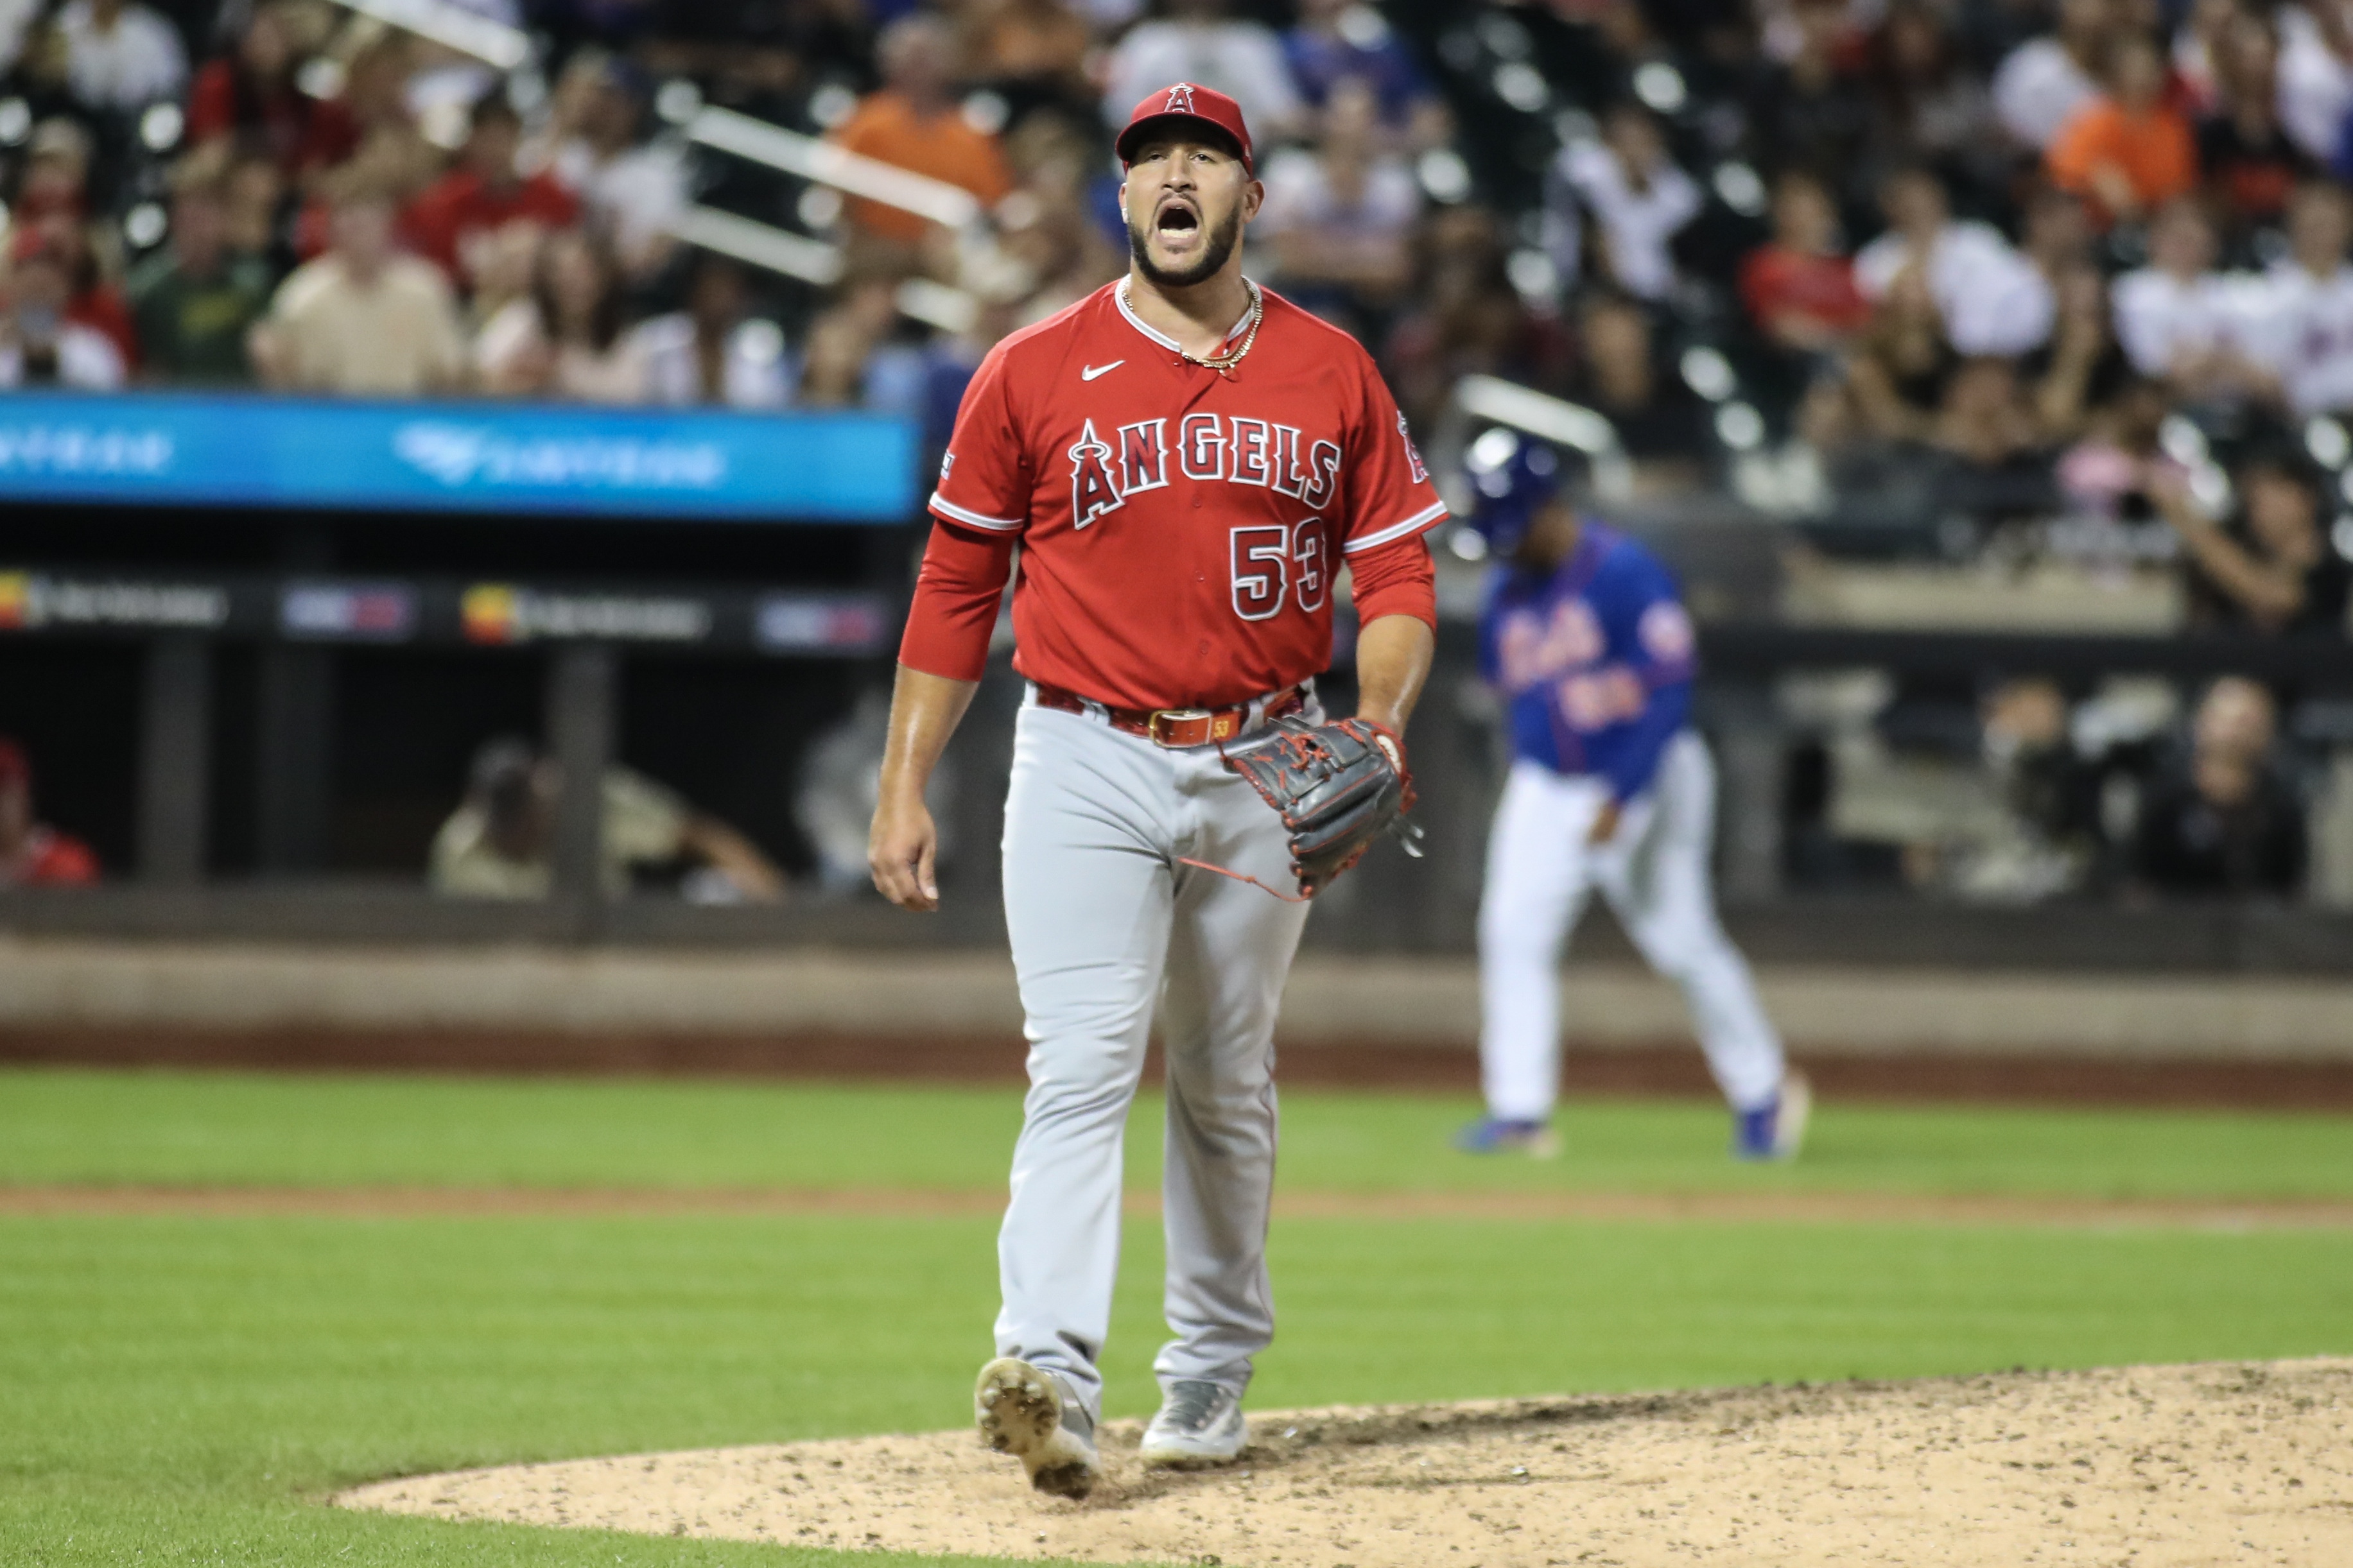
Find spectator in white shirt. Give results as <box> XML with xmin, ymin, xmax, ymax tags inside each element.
<box><xmin>55</xmin><ymin>0</ymin><xmax>187</xmax><ymax>112</ymax></box>
<box><xmin>1255</xmin><ymin>79</ymin><xmax>1421</xmax><ymax>314</ymax></box>
<box><xmin>1101</xmin><ymin>0</ymin><xmax>1306</xmax><ymax>144</ymax></box>
<box><xmin>2236</xmin><ymin>179</ymin><xmax>2353</xmax><ymax>414</ymax></box>
<box><xmin>636</xmin><ymin>257</ymin><xmax>792</xmax><ymax>409</ymax></box>
<box><xmin>475</xmin><ymin>228</ymin><xmax>650</xmax><ymax>404</ymax></box>
<box><xmin>539</xmin><ymin>58</ymin><xmax>686</xmax><ymax>282</ymax></box>
<box><xmin>2276</xmin><ymin>0</ymin><xmax>2353</xmax><ymax>161</ymax></box>
<box><xmin>1545</xmin><ymin>102</ymin><xmax>1701</xmax><ymax>303</ymax></box>
<box><xmin>1854</xmin><ymin>166</ymin><xmax>2056</xmax><ymax>355</ymax></box>
<box><xmin>2111</xmin><ymin>198</ymin><xmax>2260</xmax><ymax>396</ymax></box>
<box><xmin>1992</xmin><ymin>0</ymin><xmax>2111</xmax><ymax>150</ymax></box>
<box><xmin>0</xmin><ymin>247</ymin><xmax>125</xmax><ymax>390</ymax></box>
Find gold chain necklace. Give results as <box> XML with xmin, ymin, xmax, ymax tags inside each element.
<box><xmin>1180</xmin><ymin>282</ymin><xmax>1263</xmax><ymax>376</ymax></box>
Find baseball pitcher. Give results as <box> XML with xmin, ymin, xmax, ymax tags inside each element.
<box><xmin>869</xmin><ymin>83</ymin><xmax>1445</xmax><ymax>1498</ymax></box>
<box><xmin>1454</xmin><ymin>432</ymin><xmax>1809</xmax><ymax>1162</ymax></box>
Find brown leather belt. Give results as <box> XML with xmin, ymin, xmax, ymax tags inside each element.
<box><xmin>1032</xmin><ymin>682</ymin><xmax>1306</xmax><ymax>748</ymax></box>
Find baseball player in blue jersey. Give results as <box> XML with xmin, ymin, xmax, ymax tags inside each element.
<box><xmin>1454</xmin><ymin>431</ymin><xmax>1809</xmax><ymax>1160</ymax></box>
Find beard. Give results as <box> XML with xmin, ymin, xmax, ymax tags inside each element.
<box><xmin>1128</xmin><ymin>201</ymin><xmax>1244</xmax><ymax>289</ymax></box>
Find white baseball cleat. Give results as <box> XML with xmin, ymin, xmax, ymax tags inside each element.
<box><xmin>974</xmin><ymin>1356</ymin><xmax>1099</xmax><ymax>1499</ymax></box>
<box><xmin>1774</xmin><ymin>1070</ymin><xmax>1813</xmax><ymax>1158</ymax></box>
<box><xmin>1138</xmin><ymin>1379</ymin><xmax>1247</xmax><ymax>1468</ymax></box>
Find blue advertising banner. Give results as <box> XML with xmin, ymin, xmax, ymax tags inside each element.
<box><xmin>0</xmin><ymin>393</ymin><xmax>919</xmax><ymax>522</ymax></box>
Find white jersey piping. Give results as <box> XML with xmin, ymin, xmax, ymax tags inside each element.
<box><xmin>1343</xmin><ymin>499</ymin><xmax>1449</xmax><ymax>554</ymax></box>
<box><xmin>928</xmin><ymin>492</ymin><xmax>1024</xmax><ymax>531</ymax></box>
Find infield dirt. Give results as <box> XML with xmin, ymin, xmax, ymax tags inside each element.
<box><xmin>341</xmin><ymin>1357</ymin><xmax>2350</xmax><ymax>1566</ymax></box>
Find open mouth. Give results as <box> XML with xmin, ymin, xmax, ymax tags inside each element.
<box><xmin>1154</xmin><ymin>198</ymin><xmax>1201</xmax><ymax>240</ymax></box>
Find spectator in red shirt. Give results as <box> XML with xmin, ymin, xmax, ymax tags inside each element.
<box><xmin>401</xmin><ymin>96</ymin><xmax>578</xmax><ymax>286</ymax></box>
<box><xmin>186</xmin><ymin>1</ymin><xmax>356</xmax><ymax>180</ymax></box>
<box><xmin>13</xmin><ymin>216</ymin><xmax>139</xmax><ymax>372</ymax></box>
<box><xmin>285</xmin><ymin>37</ymin><xmax>440</xmax><ymax>265</ymax></box>
<box><xmin>1739</xmin><ymin>170</ymin><xmax>1870</xmax><ymax>352</ymax></box>
<box><xmin>0</xmin><ymin>741</ymin><xmax>99</xmax><ymax>887</ymax></box>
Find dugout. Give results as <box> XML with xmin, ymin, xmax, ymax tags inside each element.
<box><xmin>5</xmin><ymin>391</ymin><xmax>2353</xmax><ymax>973</ymax></box>
<box><xmin>0</xmin><ymin>391</ymin><xmax>919</xmax><ymax>909</ymax></box>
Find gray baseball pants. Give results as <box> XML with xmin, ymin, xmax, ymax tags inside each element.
<box><xmin>993</xmin><ymin>689</ymin><xmax>1315</xmax><ymax>1424</ymax></box>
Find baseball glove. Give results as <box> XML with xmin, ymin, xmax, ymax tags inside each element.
<box><xmin>1224</xmin><ymin>717</ymin><xmax>1421</xmax><ymax>897</ymax></box>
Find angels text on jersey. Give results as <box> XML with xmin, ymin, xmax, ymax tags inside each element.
<box><xmin>1064</xmin><ymin>411</ymin><xmax>1347</xmax><ymax>528</ymax></box>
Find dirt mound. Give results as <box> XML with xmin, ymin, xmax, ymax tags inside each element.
<box><xmin>338</xmin><ymin>1358</ymin><xmax>2353</xmax><ymax>1566</ymax></box>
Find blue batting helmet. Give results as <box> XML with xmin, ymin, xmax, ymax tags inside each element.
<box><xmin>1462</xmin><ymin>427</ymin><xmax>1566</xmax><ymax>555</ymax></box>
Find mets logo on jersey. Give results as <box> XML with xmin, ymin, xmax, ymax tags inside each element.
<box><xmin>1164</xmin><ymin>83</ymin><xmax>1196</xmax><ymax>115</ymax></box>
<box><xmin>1066</xmin><ymin>413</ymin><xmax>1342</xmax><ymax>529</ymax></box>
<box><xmin>1497</xmin><ymin>600</ymin><xmax>1605</xmax><ymax>691</ymax></box>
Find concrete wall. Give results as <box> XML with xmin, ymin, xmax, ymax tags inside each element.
<box><xmin>1</xmin><ymin>937</ymin><xmax>2347</xmax><ymax>1062</ymax></box>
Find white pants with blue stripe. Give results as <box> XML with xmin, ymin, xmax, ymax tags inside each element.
<box><xmin>1478</xmin><ymin>732</ymin><xmax>1785</xmax><ymax>1121</ymax></box>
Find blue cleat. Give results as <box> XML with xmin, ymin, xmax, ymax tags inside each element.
<box><xmin>1454</xmin><ymin>1116</ymin><xmax>1561</xmax><ymax>1159</ymax></box>
<box><xmin>1734</xmin><ymin>1071</ymin><xmax>1812</xmax><ymax>1161</ymax></box>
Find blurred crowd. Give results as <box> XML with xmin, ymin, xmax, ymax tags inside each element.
<box><xmin>2</xmin><ymin>0</ymin><xmax>2353</xmax><ymax>603</ymax></box>
<box><xmin>4</xmin><ymin>0</ymin><xmax>2353</xmax><ymax>904</ymax></box>
<box><xmin>1421</xmin><ymin>0</ymin><xmax>2353</xmax><ymax>650</ymax></box>
<box><xmin>0</xmin><ymin>0</ymin><xmax>1457</xmax><ymax>427</ymax></box>
<box><xmin>6</xmin><ymin>1</ymin><xmax>2353</xmax><ymax>517</ymax></box>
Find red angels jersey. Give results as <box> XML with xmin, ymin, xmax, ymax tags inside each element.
<box><xmin>926</xmin><ymin>279</ymin><xmax>1447</xmax><ymax>711</ymax></box>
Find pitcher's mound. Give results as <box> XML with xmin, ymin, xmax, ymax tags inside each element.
<box><xmin>339</xmin><ymin>1358</ymin><xmax>2352</xmax><ymax>1566</ymax></box>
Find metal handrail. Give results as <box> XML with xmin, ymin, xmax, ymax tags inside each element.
<box><xmin>316</xmin><ymin>0</ymin><xmax>530</xmax><ymax>69</ymax></box>
<box><xmin>1453</xmin><ymin>374</ymin><xmax>1634</xmax><ymax>504</ymax></box>
<box><xmin>672</xmin><ymin>207</ymin><xmax>978</xmax><ymax>333</ymax></box>
<box><xmin>686</xmin><ymin>105</ymin><xmax>984</xmax><ymax>231</ymax></box>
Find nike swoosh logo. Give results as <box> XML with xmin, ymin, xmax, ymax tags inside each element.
<box><xmin>1081</xmin><ymin>360</ymin><xmax>1124</xmax><ymax>381</ymax></box>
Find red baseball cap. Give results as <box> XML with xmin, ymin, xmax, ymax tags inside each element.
<box><xmin>1115</xmin><ymin>82</ymin><xmax>1255</xmax><ymax>173</ymax></box>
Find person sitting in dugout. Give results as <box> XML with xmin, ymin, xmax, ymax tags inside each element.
<box><xmin>429</xmin><ymin>736</ymin><xmax>785</xmax><ymax>903</ymax></box>
<box><xmin>0</xmin><ymin>738</ymin><xmax>100</xmax><ymax>887</ymax></box>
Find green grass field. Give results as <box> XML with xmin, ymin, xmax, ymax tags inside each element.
<box><xmin>10</xmin><ymin>1069</ymin><xmax>2352</xmax><ymax>1200</ymax></box>
<box><xmin>3</xmin><ymin>1067</ymin><xmax>2349</xmax><ymax>1567</ymax></box>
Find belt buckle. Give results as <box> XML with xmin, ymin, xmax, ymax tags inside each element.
<box><xmin>1147</xmin><ymin>707</ymin><xmax>1237</xmax><ymax>748</ymax></box>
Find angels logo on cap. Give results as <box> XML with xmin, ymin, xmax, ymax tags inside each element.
<box><xmin>1115</xmin><ymin>80</ymin><xmax>1256</xmax><ymax>171</ymax></box>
